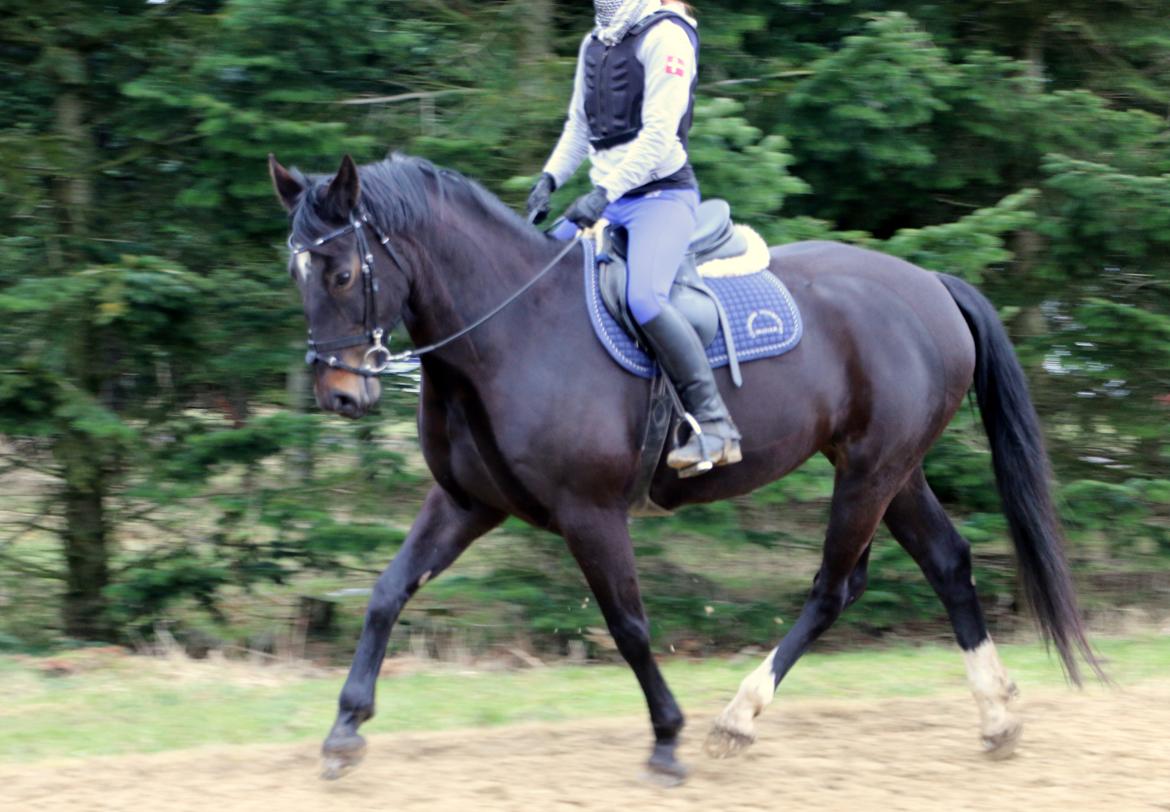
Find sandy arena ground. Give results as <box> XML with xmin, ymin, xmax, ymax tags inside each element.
<box><xmin>4</xmin><ymin>683</ymin><xmax>1169</xmax><ymax>811</ymax></box>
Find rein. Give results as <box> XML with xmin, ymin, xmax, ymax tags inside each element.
<box><xmin>291</xmin><ymin>205</ymin><xmax>582</xmax><ymax>379</ymax></box>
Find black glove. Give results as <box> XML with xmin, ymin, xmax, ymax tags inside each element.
<box><xmin>562</xmin><ymin>185</ymin><xmax>610</xmax><ymax>228</ymax></box>
<box><xmin>526</xmin><ymin>172</ymin><xmax>556</xmax><ymax>225</ymax></box>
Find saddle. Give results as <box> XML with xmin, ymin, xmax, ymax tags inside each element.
<box><xmin>595</xmin><ymin>199</ymin><xmax>747</xmax><ymax>388</ymax></box>
<box><xmin>578</xmin><ymin>202</ymin><xmax>802</xmax><ymax>516</ymax></box>
<box><xmin>592</xmin><ymin>199</ymin><xmax>748</xmax><ymax>516</ymax></box>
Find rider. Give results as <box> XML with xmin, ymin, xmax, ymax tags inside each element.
<box><xmin>526</xmin><ymin>0</ymin><xmax>741</xmax><ymax>474</ymax></box>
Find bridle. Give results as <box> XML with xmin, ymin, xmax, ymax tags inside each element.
<box><xmin>288</xmin><ymin>201</ymin><xmax>583</xmax><ymax>379</ymax></box>
<box><xmin>290</xmin><ymin>204</ymin><xmax>409</xmax><ymax>378</ymax></box>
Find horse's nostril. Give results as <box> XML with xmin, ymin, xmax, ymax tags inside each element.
<box><xmin>331</xmin><ymin>391</ymin><xmax>361</xmax><ymax>416</ymax></box>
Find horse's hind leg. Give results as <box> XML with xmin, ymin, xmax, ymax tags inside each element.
<box><xmin>321</xmin><ymin>486</ymin><xmax>504</xmax><ymax>779</ymax></box>
<box><xmin>562</xmin><ymin>506</ymin><xmax>687</xmax><ymax>785</ymax></box>
<box><xmin>883</xmin><ymin>468</ymin><xmax>1021</xmax><ymax>758</ymax></box>
<box><xmin>705</xmin><ymin>465</ymin><xmax>900</xmax><ymax>758</ymax></box>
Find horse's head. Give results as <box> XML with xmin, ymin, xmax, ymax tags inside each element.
<box><xmin>269</xmin><ymin>154</ymin><xmax>411</xmax><ymax>418</ymax></box>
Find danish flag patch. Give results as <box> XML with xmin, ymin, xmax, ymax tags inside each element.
<box><xmin>665</xmin><ymin>55</ymin><xmax>685</xmax><ymax>77</ymax></box>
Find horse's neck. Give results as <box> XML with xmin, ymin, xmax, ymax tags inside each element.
<box><xmin>404</xmin><ymin>217</ymin><xmax>577</xmax><ymax>372</ymax></box>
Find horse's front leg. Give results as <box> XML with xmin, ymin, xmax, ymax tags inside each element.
<box><xmin>562</xmin><ymin>505</ymin><xmax>688</xmax><ymax>785</ymax></box>
<box><xmin>322</xmin><ymin>486</ymin><xmax>504</xmax><ymax>779</ymax></box>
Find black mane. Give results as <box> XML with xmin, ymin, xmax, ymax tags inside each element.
<box><xmin>289</xmin><ymin>154</ymin><xmax>537</xmax><ymax>249</ymax></box>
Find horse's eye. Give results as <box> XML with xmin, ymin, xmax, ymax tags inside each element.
<box><xmin>334</xmin><ymin>270</ymin><xmax>352</xmax><ymax>288</ymax></box>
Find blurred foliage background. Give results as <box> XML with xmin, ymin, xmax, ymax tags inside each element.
<box><xmin>1</xmin><ymin>0</ymin><xmax>1167</xmax><ymax>659</ymax></box>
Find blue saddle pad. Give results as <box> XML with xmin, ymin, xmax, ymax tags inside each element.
<box><xmin>582</xmin><ymin>239</ymin><xmax>803</xmax><ymax>378</ymax></box>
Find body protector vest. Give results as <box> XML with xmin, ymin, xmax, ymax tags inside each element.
<box><xmin>583</xmin><ymin>10</ymin><xmax>700</xmax><ymax>195</ymax></box>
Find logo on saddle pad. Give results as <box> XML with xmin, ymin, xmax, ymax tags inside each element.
<box><xmin>746</xmin><ymin>309</ymin><xmax>785</xmax><ymax>339</ymax></box>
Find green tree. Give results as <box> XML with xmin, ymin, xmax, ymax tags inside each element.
<box><xmin>2</xmin><ymin>0</ymin><xmax>1169</xmax><ymax>649</ymax></box>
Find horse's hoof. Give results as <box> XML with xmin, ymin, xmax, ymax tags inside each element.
<box><xmin>642</xmin><ymin>739</ymin><xmax>689</xmax><ymax>787</ymax></box>
<box><xmin>981</xmin><ymin>721</ymin><xmax>1022</xmax><ymax>761</ymax></box>
<box><xmin>642</xmin><ymin>766</ymin><xmax>688</xmax><ymax>788</ymax></box>
<box><xmin>320</xmin><ymin>732</ymin><xmax>367</xmax><ymax>780</ymax></box>
<box><xmin>643</xmin><ymin>756</ymin><xmax>689</xmax><ymax>788</ymax></box>
<box><xmin>703</xmin><ymin>723</ymin><xmax>755</xmax><ymax>759</ymax></box>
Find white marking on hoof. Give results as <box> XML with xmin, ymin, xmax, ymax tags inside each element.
<box><xmin>703</xmin><ymin>724</ymin><xmax>755</xmax><ymax>760</ymax></box>
<box><xmin>963</xmin><ymin>638</ymin><xmax>1022</xmax><ymax>758</ymax></box>
<box><xmin>706</xmin><ymin>649</ymin><xmax>776</xmax><ymax>758</ymax></box>
<box><xmin>982</xmin><ymin>718</ymin><xmax>1023</xmax><ymax>760</ymax></box>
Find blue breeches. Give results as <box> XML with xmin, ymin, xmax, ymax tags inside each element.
<box><xmin>553</xmin><ymin>188</ymin><xmax>699</xmax><ymax>324</ymax></box>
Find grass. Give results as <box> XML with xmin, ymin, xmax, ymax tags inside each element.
<box><xmin>0</xmin><ymin>633</ymin><xmax>1167</xmax><ymax>763</ymax></box>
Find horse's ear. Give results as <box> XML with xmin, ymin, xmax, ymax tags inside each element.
<box><xmin>322</xmin><ymin>154</ymin><xmax>361</xmax><ymax>221</ymax></box>
<box><xmin>268</xmin><ymin>154</ymin><xmax>304</xmax><ymax>212</ymax></box>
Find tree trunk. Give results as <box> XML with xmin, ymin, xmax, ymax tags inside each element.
<box><xmin>1023</xmin><ymin>31</ymin><xmax>1045</xmax><ymax>85</ymax></box>
<box><xmin>52</xmin><ymin>50</ymin><xmax>114</xmax><ymax>640</ymax></box>
<box><xmin>54</xmin><ymin>90</ymin><xmax>92</xmax><ymax>237</ymax></box>
<box><xmin>287</xmin><ymin>359</ymin><xmax>316</xmax><ymax>483</ymax></box>
<box><xmin>56</xmin><ymin>430</ymin><xmax>114</xmax><ymax>640</ymax></box>
<box><xmin>520</xmin><ymin>0</ymin><xmax>553</xmax><ymax>66</ymax></box>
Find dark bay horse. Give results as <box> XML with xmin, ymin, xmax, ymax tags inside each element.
<box><xmin>268</xmin><ymin>152</ymin><xmax>1099</xmax><ymax>782</ymax></box>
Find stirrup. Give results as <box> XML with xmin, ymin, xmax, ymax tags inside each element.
<box><xmin>670</xmin><ymin>413</ymin><xmax>744</xmax><ymax>478</ymax></box>
<box><xmin>677</xmin><ymin>413</ymin><xmax>715</xmax><ymax>478</ymax></box>
<box><xmin>679</xmin><ymin>460</ymin><xmax>715</xmax><ymax>479</ymax></box>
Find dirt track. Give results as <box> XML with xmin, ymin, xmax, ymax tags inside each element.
<box><xmin>4</xmin><ymin>683</ymin><xmax>1169</xmax><ymax>811</ymax></box>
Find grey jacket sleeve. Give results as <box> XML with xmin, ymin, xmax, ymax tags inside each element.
<box><xmin>541</xmin><ymin>36</ymin><xmax>592</xmax><ymax>189</ymax></box>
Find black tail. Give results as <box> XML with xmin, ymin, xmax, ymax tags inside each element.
<box><xmin>937</xmin><ymin>273</ymin><xmax>1103</xmax><ymax>685</ymax></box>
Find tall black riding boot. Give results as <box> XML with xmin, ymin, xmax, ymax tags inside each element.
<box><xmin>640</xmin><ymin>305</ymin><xmax>742</xmax><ymax>477</ymax></box>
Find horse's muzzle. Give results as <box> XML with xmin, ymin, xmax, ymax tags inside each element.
<box><xmin>316</xmin><ymin>367</ymin><xmax>381</xmax><ymax>418</ymax></box>
<box><xmin>324</xmin><ymin>390</ymin><xmax>368</xmax><ymax>418</ymax></box>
